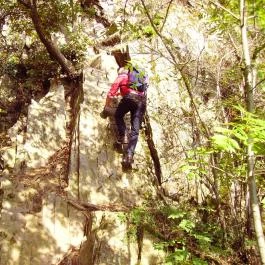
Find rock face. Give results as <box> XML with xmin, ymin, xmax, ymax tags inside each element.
<box><xmin>0</xmin><ymin>53</ymin><xmax>164</xmax><ymax>265</ymax></box>
<box><xmin>25</xmin><ymin>81</ymin><xmax>67</xmax><ymax>168</ymax></box>
<box><xmin>0</xmin><ymin>79</ymin><xmax>82</xmax><ymax>265</ymax></box>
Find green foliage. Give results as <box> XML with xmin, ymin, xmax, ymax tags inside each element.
<box><xmin>165</xmin><ymin>248</ymin><xmax>190</xmax><ymax>264</ymax></box>
<box><xmin>179</xmin><ymin>219</ymin><xmax>195</xmax><ymax>233</ymax></box>
<box><xmin>124</xmin><ymin>203</ymin><xmax>221</xmax><ymax>264</ymax></box>
<box><xmin>207</xmin><ymin>0</ymin><xmax>239</xmax><ymax>33</ymax></box>
<box><xmin>121</xmin><ymin>206</ymin><xmax>155</xmax><ymax>241</ymax></box>
<box><xmin>85</xmin><ymin>7</ymin><xmax>97</xmax><ymax>18</ymax></box>
<box><xmin>168</xmin><ymin>208</ymin><xmax>187</xmax><ymax>219</ymax></box>
<box><xmin>248</xmin><ymin>0</ymin><xmax>265</xmax><ymax>29</ymax></box>
<box><xmin>130</xmin><ymin>207</ymin><xmax>146</xmax><ymax>224</ymax></box>
<box><xmin>26</xmin><ymin>50</ymin><xmax>59</xmax><ymax>79</ymax></box>
<box><xmin>192</xmin><ymin>258</ymin><xmax>208</xmax><ymax>265</ymax></box>
<box><xmin>211</xmin><ymin>106</ymin><xmax>265</xmax><ymax>155</ymax></box>
<box><xmin>4</xmin><ymin>56</ymin><xmax>20</xmax><ymax>76</ymax></box>
<box><xmin>154</xmin><ymin>239</ymin><xmax>179</xmax><ymax>251</ymax></box>
<box><xmin>36</xmin><ymin>1</ymin><xmax>79</xmax><ymax>33</ymax></box>
<box><xmin>122</xmin><ymin>20</ymin><xmax>157</xmax><ymax>40</ymax></box>
<box><xmin>61</xmin><ymin>28</ymin><xmax>91</xmax><ymax>66</ymax></box>
<box><xmin>0</xmin><ymin>0</ymin><xmax>92</xmax><ymax>83</ymax></box>
<box><xmin>118</xmin><ymin>3</ymin><xmax>168</xmax><ymax>41</ymax></box>
<box><xmin>207</xmin><ymin>0</ymin><xmax>265</xmax><ymax>32</ymax></box>
<box><xmin>179</xmin><ymin>162</ymin><xmax>204</xmax><ymax>180</ymax></box>
<box><xmin>142</xmin><ymin>25</ymin><xmax>156</xmax><ymax>38</ymax></box>
<box><xmin>206</xmin><ymin>0</ymin><xmax>265</xmax><ymax>64</ymax></box>
<box><xmin>106</xmin><ymin>23</ymin><xmax>118</xmax><ymax>36</ymax></box>
<box><xmin>0</xmin><ymin>1</ymin><xmax>262</xmax><ymax>264</ymax></box>
<box><xmin>153</xmin><ymin>13</ymin><xmax>163</xmax><ymax>27</ymax></box>
<box><xmin>211</xmin><ymin>132</ymin><xmax>240</xmax><ymax>153</ymax></box>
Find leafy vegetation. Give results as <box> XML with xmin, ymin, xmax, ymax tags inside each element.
<box><xmin>122</xmin><ymin>200</ymin><xmax>240</xmax><ymax>264</ymax></box>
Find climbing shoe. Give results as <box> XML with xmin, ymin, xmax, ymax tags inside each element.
<box><xmin>113</xmin><ymin>141</ymin><xmax>123</xmax><ymax>153</ymax></box>
<box><xmin>100</xmin><ymin>109</ymin><xmax>108</xmax><ymax>119</ymax></box>
<box><xmin>126</xmin><ymin>154</ymin><xmax>134</xmax><ymax>165</ymax></box>
<box><xmin>121</xmin><ymin>154</ymin><xmax>133</xmax><ymax>169</ymax></box>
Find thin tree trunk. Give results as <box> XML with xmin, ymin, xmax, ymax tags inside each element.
<box><xmin>140</xmin><ymin>0</ymin><xmax>210</xmax><ymax>138</ymax></box>
<box><xmin>143</xmin><ymin>111</ymin><xmax>162</xmax><ymax>186</ymax></box>
<box><xmin>70</xmin><ymin>0</ymin><xmax>74</xmax><ymax>29</ymax></box>
<box><xmin>240</xmin><ymin>0</ymin><xmax>265</xmax><ymax>263</ymax></box>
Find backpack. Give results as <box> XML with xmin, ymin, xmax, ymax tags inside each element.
<box><xmin>128</xmin><ymin>67</ymin><xmax>148</xmax><ymax>92</ymax></box>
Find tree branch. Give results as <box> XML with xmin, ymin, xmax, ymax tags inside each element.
<box><xmin>160</xmin><ymin>0</ymin><xmax>174</xmax><ymax>32</ymax></box>
<box><xmin>143</xmin><ymin>111</ymin><xmax>163</xmax><ymax>186</ymax></box>
<box><xmin>254</xmin><ymin>78</ymin><xmax>265</xmax><ymax>89</ymax></box>
<box><xmin>80</xmin><ymin>0</ymin><xmax>111</xmax><ymax>28</ymax></box>
<box><xmin>228</xmin><ymin>33</ymin><xmax>241</xmax><ymax>62</ymax></box>
<box><xmin>140</xmin><ymin>0</ymin><xmax>210</xmax><ymax>138</ymax></box>
<box><xmin>209</xmin><ymin>0</ymin><xmax>239</xmax><ymax>20</ymax></box>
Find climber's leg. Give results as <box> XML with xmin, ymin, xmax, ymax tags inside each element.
<box><xmin>122</xmin><ymin>96</ymin><xmax>146</xmax><ymax>167</ymax></box>
<box><xmin>115</xmin><ymin>97</ymin><xmax>130</xmax><ymax>143</ymax></box>
<box><xmin>127</xmin><ymin>101</ymin><xmax>146</xmax><ymax>156</ymax></box>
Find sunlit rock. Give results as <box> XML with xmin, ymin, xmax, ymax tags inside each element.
<box><xmin>24</xmin><ymin>81</ymin><xmax>66</xmax><ymax>168</ymax></box>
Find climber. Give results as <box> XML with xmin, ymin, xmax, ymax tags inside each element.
<box><xmin>101</xmin><ymin>65</ymin><xmax>148</xmax><ymax>167</ymax></box>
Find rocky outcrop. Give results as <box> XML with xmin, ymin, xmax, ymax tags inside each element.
<box><xmin>0</xmin><ymin>53</ymin><xmax>164</xmax><ymax>265</ymax></box>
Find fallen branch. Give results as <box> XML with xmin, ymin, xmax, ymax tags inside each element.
<box><xmin>66</xmin><ymin>198</ymin><xmax>131</xmax><ymax>212</ymax></box>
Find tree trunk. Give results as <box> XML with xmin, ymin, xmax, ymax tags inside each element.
<box><xmin>240</xmin><ymin>0</ymin><xmax>265</xmax><ymax>263</ymax></box>
<box><xmin>143</xmin><ymin>111</ymin><xmax>162</xmax><ymax>186</ymax></box>
<box><xmin>18</xmin><ymin>0</ymin><xmax>76</xmax><ymax>78</ymax></box>
<box><xmin>70</xmin><ymin>0</ymin><xmax>75</xmax><ymax>29</ymax></box>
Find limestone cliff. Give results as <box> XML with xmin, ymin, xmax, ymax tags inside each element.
<box><xmin>0</xmin><ymin>52</ymin><xmax>166</xmax><ymax>265</ymax></box>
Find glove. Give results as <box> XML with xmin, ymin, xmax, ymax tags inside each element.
<box><xmin>100</xmin><ymin>108</ymin><xmax>109</xmax><ymax>119</ymax></box>
<box><xmin>100</xmin><ymin>96</ymin><xmax>114</xmax><ymax>119</ymax></box>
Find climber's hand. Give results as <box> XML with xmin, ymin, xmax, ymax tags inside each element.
<box><xmin>100</xmin><ymin>108</ymin><xmax>108</xmax><ymax>119</ymax></box>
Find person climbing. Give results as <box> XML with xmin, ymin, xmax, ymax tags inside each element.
<box><xmin>101</xmin><ymin>64</ymin><xmax>148</xmax><ymax>168</ymax></box>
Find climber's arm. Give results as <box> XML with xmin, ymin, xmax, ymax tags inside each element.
<box><xmin>106</xmin><ymin>75</ymin><xmax>123</xmax><ymax>101</ymax></box>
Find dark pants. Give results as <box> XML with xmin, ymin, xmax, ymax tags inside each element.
<box><xmin>115</xmin><ymin>94</ymin><xmax>146</xmax><ymax>156</ymax></box>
